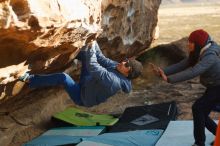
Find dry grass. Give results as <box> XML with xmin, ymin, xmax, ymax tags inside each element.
<box><xmin>155</xmin><ymin>3</ymin><xmax>220</xmax><ymax>45</ymax></box>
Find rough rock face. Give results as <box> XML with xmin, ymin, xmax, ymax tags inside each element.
<box><xmin>0</xmin><ymin>0</ymin><xmax>103</xmax><ymax>103</ymax></box>
<box><xmin>0</xmin><ymin>0</ymin><xmax>161</xmax><ymax>145</ymax></box>
<box><xmin>162</xmin><ymin>0</ymin><xmax>219</xmax><ymax>4</ymax></box>
<box><xmin>150</xmin><ymin>37</ymin><xmax>188</xmax><ymax>63</ymax></box>
<box><xmin>99</xmin><ymin>0</ymin><xmax>161</xmax><ymax>60</ymax></box>
<box><xmin>0</xmin><ymin>0</ymin><xmax>161</xmax><ymax>103</ymax></box>
<box><xmin>138</xmin><ymin>37</ymin><xmax>188</xmax><ymax>83</ymax></box>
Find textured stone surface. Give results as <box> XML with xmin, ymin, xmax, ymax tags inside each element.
<box><xmin>0</xmin><ymin>0</ymin><xmax>160</xmax><ymax>103</ymax></box>
<box><xmin>138</xmin><ymin>37</ymin><xmax>188</xmax><ymax>71</ymax></box>
<box><xmin>0</xmin><ymin>87</ymin><xmax>72</xmax><ymax>146</ymax></box>
<box><xmin>99</xmin><ymin>0</ymin><xmax>161</xmax><ymax>60</ymax></box>
<box><xmin>162</xmin><ymin>0</ymin><xmax>219</xmax><ymax>4</ymax></box>
<box><xmin>0</xmin><ymin>0</ymin><xmax>161</xmax><ymax>145</ymax></box>
<box><xmin>0</xmin><ymin>0</ymin><xmax>101</xmax><ymax>102</ymax></box>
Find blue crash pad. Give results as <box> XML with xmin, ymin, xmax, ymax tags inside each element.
<box><xmin>24</xmin><ymin>126</ymin><xmax>105</xmax><ymax>146</ymax></box>
<box><xmin>156</xmin><ymin>121</ymin><xmax>216</xmax><ymax>146</ymax></box>
<box><xmin>77</xmin><ymin>129</ymin><xmax>164</xmax><ymax>146</ymax></box>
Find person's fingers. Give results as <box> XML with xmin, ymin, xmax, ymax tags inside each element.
<box><xmin>158</xmin><ymin>67</ymin><xmax>164</xmax><ymax>74</ymax></box>
<box><xmin>149</xmin><ymin>63</ymin><xmax>157</xmax><ymax>69</ymax></box>
<box><xmin>158</xmin><ymin>68</ymin><xmax>165</xmax><ymax>79</ymax></box>
<box><xmin>158</xmin><ymin>68</ymin><xmax>162</xmax><ymax>73</ymax></box>
<box><xmin>153</xmin><ymin>68</ymin><xmax>159</xmax><ymax>74</ymax></box>
<box><xmin>150</xmin><ymin>64</ymin><xmax>161</xmax><ymax>76</ymax></box>
<box><xmin>158</xmin><ymin>68</ymin><xmax>168</xmax><ymax>81</ymax></box>
<box><xmin>149</xmin><ymin>62</ymin><xmax>154</xmax><ymax>66</ymax></box>
<box><xmin>149</xmin><ymin>63</ymin><xmax>154</xmax><ymax>70</ymax></box>
<box><xmin>149</xmin><ymin>63</ymin><xmax>158</xmax><ymax>72</ymax></box>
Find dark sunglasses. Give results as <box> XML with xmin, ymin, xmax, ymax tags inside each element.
<box><xmin>124</xmin><ymin>58</ymin><xmax>131</xmax><ymax>68</ymax></box>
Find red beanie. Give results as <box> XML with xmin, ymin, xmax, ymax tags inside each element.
<box><xmin>188</xmin><ymin>29</ymin><xmax>209</xmax><ymax>47</ymax></box>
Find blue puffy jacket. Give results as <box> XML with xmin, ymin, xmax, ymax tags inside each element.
<box><xmin>80</xmin><ymin>42</ymin><xmax>132</xmax><ymax>107</ymax></box>
<box><xmin>163</xmin><ymin>38</ymin><xmax>220</xmax><ymax>87</ymax></box>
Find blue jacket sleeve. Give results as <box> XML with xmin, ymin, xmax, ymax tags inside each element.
<box><xmin>163</xmin><ymin>58</ymin><xmax>189</xmax><ymax>76</ymax></box>
<box><xmin>94</xmin><ymin>41</ymin><xmax>118</xmax><ymax>68</ymax></box>
<box><xmin>167</xmin><ymin>53</ymin><xmax>217</xmax><ymax>83</ymax></box>
<box><xmin>87</xmin><ymin>45</ymin><xmax>131</xmax><ymax>93</ymax></box>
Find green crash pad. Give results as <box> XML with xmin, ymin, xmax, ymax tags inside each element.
<box><xmin>53</xmin><ymin>107</ymin><xmax>118</xmax><ymax>126</ymax></box>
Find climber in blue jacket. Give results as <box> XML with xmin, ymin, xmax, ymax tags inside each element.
<box><xmin>19</xmin><ymin>41</ymin><xmax>143</xmax><ymax>107</ymax></box>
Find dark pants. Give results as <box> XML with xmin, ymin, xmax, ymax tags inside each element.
<box><xmin>29</xmin><ymin>73</ymin><xmax>82</xmax><ymax>105</ymax></box>
<box><xmin>28</xmin><ymin>46</ymin><xmax>90</xmax><ymax>106</ymax></box>
<box><xmin>192</xmin><ymin>85</ymin><xmax>220</xmax><ymax>146</ymax></box>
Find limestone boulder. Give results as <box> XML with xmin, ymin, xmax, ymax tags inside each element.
<box><xmin>99</xmin><ymin>0</ymin><xmax>161</xmax><ymax>61</ymax></box>
<box><xmin>0</xmin><ymin>0</ymin><xmax>102</xmax><ymax>102</ymax></box>
<box><xmin>138</xmin><ymin>37</ymin><xmax>188</xmax><ymax>81</ymax></box>
<box><xmin>0</xmin><ymin>0</ymin><xmax>161</xmax><ymax>103</ymax></box>
<box><xmin>0</xmin><ymin>0</ymin><xmax>163</xmax><ymax>145</ymax></box>
<box><xmin>138</xmin><ymin>37</ymin><xmax>188</xmax><ymax>64</ymax></box>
